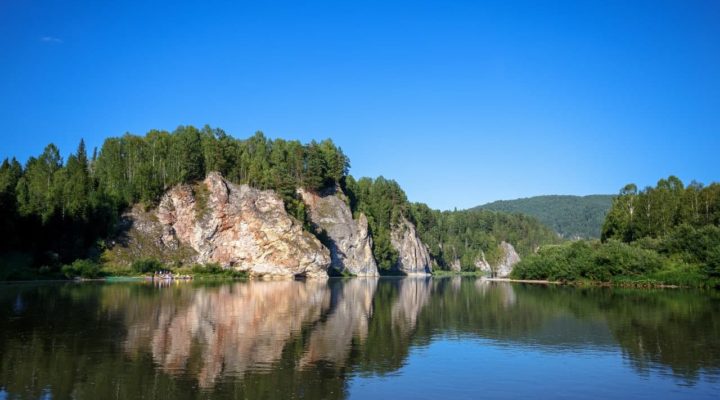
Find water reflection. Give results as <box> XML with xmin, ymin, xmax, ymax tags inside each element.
<box><xmin>0</xmin><ymin>278</ymin><xmax>719</xmax><ymax>399</ymax></box>
<box><xmin>123</xmin><ymin>281</ymin><xmax>330</xmax><ymax>387</ymax></box>
<box><xmin>300</xmin><ymin>278</ymin><xmax>377</xmax><ymax>368</ymax></box>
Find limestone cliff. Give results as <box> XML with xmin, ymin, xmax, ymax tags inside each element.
<box><xmin>475</xmin><ymin>241</ymin><xmax>521</xmax><ymax>278</ymax></box>
<box><xmin>391</xmin><ymin>217</ymin><xmax>432</xmax><ymax>275</ymax></box>
<box><xmin>154</xmin><ymin>172</ymin><xmax>331</xmax><ymax>278</ymax></box>
<box><xmin>298</xmin><ymin>188</ymin><xmax>379</xmax><ymax>276</ymax></box>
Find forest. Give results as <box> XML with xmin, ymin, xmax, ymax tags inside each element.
<box><xmin>476</xmin><ymin>195</ymin><xmax>614</xmax><ymax>239</ymax></box>
<box><xmin>0</xmin><ymin>127</ymin><xmax>349</xmax><ymax>279</ymax></box>
<box><xmin>0</xmin><ymin>126</ymin><xmax>558</xmax><ymax>279</ymax></box>
<box><xmin>512</xmin><ymin>177</ymin><xmax>720</xmax><ymax>287</ymax></box>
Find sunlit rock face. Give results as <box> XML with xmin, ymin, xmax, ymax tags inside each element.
<box><xmin>391</xmin><ymin>217</ymin><xmax>432</xmax><ymax>275</ymax></box>
<box><xmin>157</xmin><ymin>172</ymin><xmax>331</xmax><ymax>278</ymax></box>
<box><xmin>475</xmin><ymin>241</ymin><xmax>521</xmax><ymax>278</ymax></box>
<box><xmin>298</xmin><ymin>187</ymin><xmax>379</xmax><ymax>276</ymax></box>
<box><xmin>123</xmin><ymin>281</ymin><xmax>331</xmax><ymax>388</ymax></box>
<box><xmin>496</xmin><ymin>241</ymin><xmax>521</xmax><ymax>277</ymax></box>
<box><xmin>300</xmin><ymin>278</ymin><xmax>379</xmax><ymax>367</ymax></box>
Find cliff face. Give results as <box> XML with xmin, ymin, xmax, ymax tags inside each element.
<box><xmin>156</xmin><ymin>172</ymin><xmax>330</xmax><ymax>278</ymax></box>
<box><xmin>298</xmin><ymin>188</ymin><xmax>379</xmax><ymax>277</ymax></box>
<box><xmin>475</xmin><ymin>241</ymin><xmax>521</xmax><ymax>278</ymax></box>
<box><xmin>391</xmin><ymin>217</ymin><xmax>432</xmax><ymax>275</ymax></box>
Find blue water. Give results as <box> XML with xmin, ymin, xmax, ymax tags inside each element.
<box><xmin>1</xmin><ymin>278</ymin><xmax>718</xmax><ymax>399</ymax></box>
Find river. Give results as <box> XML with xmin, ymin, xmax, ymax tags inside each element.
<box><xmin>1</xmin><ymin>277</ymin><xmax>718</xmax><ymax>399</ymax></box>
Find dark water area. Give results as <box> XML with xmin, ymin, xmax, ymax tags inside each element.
<box><xmin>1</xmin><ymin>277</ymin><xmax>719</xmax><ymax>399</ymax></box>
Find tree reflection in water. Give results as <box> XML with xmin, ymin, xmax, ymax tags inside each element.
<box><xmin>0</xmin><ymin>278</ymin><xmax>718</xmax><ymax>399</ymax></box>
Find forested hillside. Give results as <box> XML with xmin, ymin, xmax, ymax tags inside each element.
<box><xmin>513</xmin><ymin>177</ymin><xmax>720</xmax><ymax>287</ymax></box>
<box><xmin>476</xmin><ymin>195</ymin><xmax>614</xmax><ymax>239</ymax></box>
<box><xmin>342</xmin><ymin>177</ymin><xmax>560</xmax><ymax>272</ymax></box>
<box><xmin>0</xmin><ymin>126</ymin><xmax>560</xmax><ymax>279</ymax></box>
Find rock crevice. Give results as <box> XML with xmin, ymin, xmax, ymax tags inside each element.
<box><xmin>391</xmin><ymin>217</ymin><xmax>432</xmax><ymax>275</ymax></box>
<box><xmin>298</xmin><ymin>187</ymin><xmax>379</xmax><ymax>276</ymax></box>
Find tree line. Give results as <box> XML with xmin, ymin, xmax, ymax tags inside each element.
<box><xmin>0</xmin><ymin>126</ymin><xmax>349</xmax><ymax>278</ymax></box>
<box><xmin>513</xmin><ymin>176</ymin><xmax>720</xmax><ymax>286</ymax></box>
<box><xmin>341</xmin><ymin>176</ymin><xmax>560</xmax><ymax>272</ymax></box>
<box><xmin>0</xmin><ymin>125</ymin><xmax>562</xmax><ymax>279</ymax></box>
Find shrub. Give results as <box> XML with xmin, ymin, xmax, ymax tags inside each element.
<box><xmin>61</xmin><ymin>259</ymin><xmax>102</xmax><ymax>279</ymax></box>
<box><xmin>131</xmin><ymin>258</ymin><xmax>164</xmax><ymax>274</ymax></box>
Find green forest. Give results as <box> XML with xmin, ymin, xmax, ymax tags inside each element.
<box><xmin>512</xmin><ymin>177</ymin><xmax>720</xmax><ymax>287</ymax></box>
<box><xmin>0</xmin><ymin>126</ymin><xmax>557</xmax><ymax>279</ymax></box>
<box><xmin>0</xmin><ymin>127</ymin><xmax>350</xmax><ymax>279</ymax></box>
<box><xmin>476</xmin><ymin>195</ymin><xmax>614</xmax><ymax>239</ymax></box>
<box><xmin>342</xmin><ymin>176</ymin><xmax>559</xmax><ymax>271</ymax></box>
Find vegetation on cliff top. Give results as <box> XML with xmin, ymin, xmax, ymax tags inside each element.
<box><xmin>0</xmin><ymin>126</ymin><xmax>558</xmax><ymax>279</ymax></box>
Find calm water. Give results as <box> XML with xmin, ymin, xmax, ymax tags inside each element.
<box><xmin>1</xmin><ymin>278</ymin><xmax>719</xmax><ymax>399</ymax></box>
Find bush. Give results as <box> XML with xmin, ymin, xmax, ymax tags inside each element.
<box><xmin>189</xmin><ymin>263</ymin><xmax>247</xmax><ymax>279</ymax></box>
<box><xmin>512</xmin><ymin>240</ymin><xmax>667</xmax><ymax>283</ymax></box>
<box><xmin>61</xmin><ymin>259</ymin><xmax>103</xmax><ymax>279</ymax></box>
<box><xmin>131</xmin><ymin>258</ymin><xmax>164</xmax><ymax>274</ymax></box>
<box><xmin>660</xmin><ymin>224</ymin><xmax>720</xmax><ymax>277</ymax></box>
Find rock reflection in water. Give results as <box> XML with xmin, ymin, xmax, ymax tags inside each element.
<box><xmin>1</xmin><ymin>278</ymin><xmax>719</xmax><ymax>400</ymax></box>
<box><xmin>300</xmin><ymin>278</ymin><xmax>378</xmax><ymax>368</ymax></box>
<box><xmin>392</xmin><ymin>277</ymin><xmax>432</xmax><ymax>336</ymax></box>
<box><xmin>124</xmin><ymin>280</ymin><xmax>331</xmax><ymax>387</ymax></box>
<box><xmin>474</xmin><ymin>278</ymin><xmax>517</xmax><ymax>308</ymax></box>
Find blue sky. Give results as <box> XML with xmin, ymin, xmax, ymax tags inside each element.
<box><xmin>1</xmin><ymin>0</ymin><xmax>719</xmax><ymax>210</ymax></box>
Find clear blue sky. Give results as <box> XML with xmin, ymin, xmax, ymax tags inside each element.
<box><xmin>1</xmin><ymin>0</ymin><xmax>719</xmax><ymax>210</ymax></box>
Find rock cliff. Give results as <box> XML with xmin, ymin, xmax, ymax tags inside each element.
<box><xmin>156</xmin><ymin>172</ymin><xmax>330</xmax><ymax>278</ymax></box>
<box><xmin>391</xmin><ymin>217</ymin><xmax>432</xmax><ymax>275</ymax></box>
<box><xmin>475</xmin><ymin>241</ymin><xmax>521</xmax><ymax>278</ymax></box>
<box><xmin>298</xmin><ymin>188</ymin><xmax>379</xmax><ymax>276</ymax></box>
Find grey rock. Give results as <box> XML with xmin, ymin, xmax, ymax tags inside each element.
<box><xmin>299</xmin><ymin>188</ymin><xmax>379</xmax><ymax>276</ymax></box>
<box><xmin>390</xmin><ymin>217</ymin><xmax>432</xmax><ymax>275</ymax></box>
<box><xmin>475</xmin><ymin>241</ymin><xmax>521</xmax><ymax>278</ymax></box>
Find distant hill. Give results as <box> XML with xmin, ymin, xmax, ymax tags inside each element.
<box><xmin>474</xmin><ymin>195</ymin><xmax>615</xmax><ymax>239</ymax></box>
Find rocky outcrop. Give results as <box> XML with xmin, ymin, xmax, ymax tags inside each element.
<box><xmin>475</xmin><ymin>241</ymin><xmax>521</xmax><ymax>278</ymax></box>
<box><xmin>156</xmin><ymin>172</ymin><xmax>330</xmax><ymax>278</ymax></box>
<box><xmin>475</xmin><ymin>250</ymin><xmax>491</xmax><ymax>274</ymax></box>
<box><xmin>449</xmin><ymin>259</ymin><xmax>462</xmax><ymax>273</ymax></box>
<box><xmin>298</xmin><ymin>188</ymin><xmax>379</xmax><ymax>276</ymax></box>
<box><xmin>496</xmin><ymin>241</ymin><xmax>521</xmax><ymax>277</ymax></box>
<box><xmin>391</xmin><ymin>217</ymin><xmax>432</xmax><ymax>275</ymax></box>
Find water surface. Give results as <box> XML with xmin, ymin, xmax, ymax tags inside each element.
<box><xmin>1</xmin><ymin>277</ymin><xmax>719</xmax><ymax>399</ymax></box>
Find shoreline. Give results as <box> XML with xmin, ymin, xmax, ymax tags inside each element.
<box><xmin>481</xmin><ymin>277</ymin><xmax>561</xmax><ymax>285</ymax></box>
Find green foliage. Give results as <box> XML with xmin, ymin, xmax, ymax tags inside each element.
<box><xmin>516</xmin><ymin>177</ymin><xmax>720</xmax><ymax>287</ymax></box>
<box><xmin>343</xmin><ymin>176</ymin><xmax>407</xmax><ymax>271</ymax></box>
<box><xmin>602</xmin><ymin>176</ymin><xmax>720</xmax><ymax>242</ymax></box>
<box><xmin>189</xmin><ymin>263</ymin><xmax>248</xmax><ymax>279</ymax></box>
<box><xmin>130</xmin><ymin>259</ymin><xmax>163</xmax><ymax>274</ymax></box>
<box><xmin>658</xmin><ymin>224</ymin><xmax>720</xmax><ymax>277</ymax></box>
<box><xmin>512</xmin><ymin>241</ymin><xmax>666</xmax><ymax>282</ymax></box>
<box><xmin>411</xmin><ymin>205</ymin><xmax>560</xmax><ymax>271</ymax></box>
<box><xmin>61</xmin><ymin>259</ymin><xmax>103</xmax><ymax>279</ymax></box>
<box><xmin>192</xmin><ymin>182</ymin><xmax>210</xmax><ymax>219</ymax></box>
<box><xmin>342</xmin><ymin>175</ymin><xmax>559</xmax><ymax>273</ymax></box>
<box><xmin>477</xmin><ymin>195</ymin><xmax>614</xmax><ymax>239</ymax></box>
<box><xmin>0</xmin><ymin>126</ymin><xmax>350</xmax><ymax>278</ymax></box>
